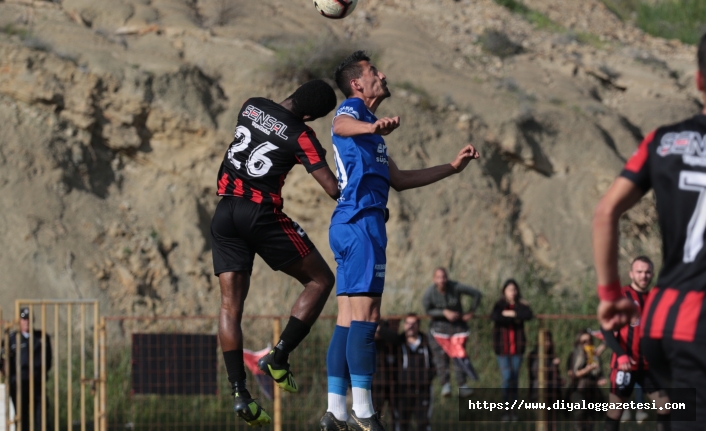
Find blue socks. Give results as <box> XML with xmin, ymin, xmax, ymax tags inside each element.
<box><xmin>327</xmin><ymin>325</ymin><xmax>350</xmax><ymax>395</ymax></box>
<box><xmin>347</xmin><ymin>321</ymin><xmax>378</xmax><ymax>388</ymax></box>
<box><xmin>347</xmin><ymin>321</ymin><xmax>378</xmax><ymax>418</ymax></box>
<box><xmin>326</xmin><ymin>321</ymin><xmax>379</xmax><ymax>420</ymax></box>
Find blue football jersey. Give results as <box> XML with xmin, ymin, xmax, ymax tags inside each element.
<box><xmin>330</xmin><ymin>97</ymin><xmax>390</xmax><ymax>225</ymax></box>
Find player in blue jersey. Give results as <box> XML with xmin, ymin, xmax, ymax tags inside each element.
<box><xmin>320</xmin><ymin>51</ymin><xmax>480</xmax><ymax>431</ymax></box>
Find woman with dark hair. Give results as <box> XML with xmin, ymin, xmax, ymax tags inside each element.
<box><xmin>490</xmin><ymin>279</ymin><xmax>533</xmax><ymax>419</ymax></box>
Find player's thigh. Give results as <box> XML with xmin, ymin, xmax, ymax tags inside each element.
<box><xmin>250</xmin><ymin>208</ymin><xmax>317</xmax><ymax>271</ymax></box>
<box><xmin>609</xmin><ymin>367</ymin><xmax>636</xmax><ymax>399</ymax></box>
<box><xmin>280</xmin><ymin>248</ymin><xmax>334</xmax><ymax>288</ymax></box>
<box><xmin>210</xmin><ymin>198</ymin><xmax>256</xmax><ymax>275</ymax></box>
<box><xmin>329</xmin><ymin>211</ymin><xmax>387</xmax><ymax>296</ymax></box>
<box><xmin>336</xmin><ymin>296</ymin><xmax>352</xmax><ymax>327</ymax></box>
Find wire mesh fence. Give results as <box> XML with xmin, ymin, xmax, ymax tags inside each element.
<box><xmin>97</xmin><ymin>314</ymin><xmax>654</xmax><ymax>431</ymax></box>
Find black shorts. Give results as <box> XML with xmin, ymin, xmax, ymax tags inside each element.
<box><xmin>642</xmin><ymin>337</ymin><xmax>703</xmax><ymax>427</ymax></box>
<box><xmin>210</xmin><ymin>197</ymin><xmax>315</xmax><ymax>275</ymax></box>
<box><xmin>609</xmin><ymin>368</ymin><xmax>660</xmax><ymax>398</ymax></box>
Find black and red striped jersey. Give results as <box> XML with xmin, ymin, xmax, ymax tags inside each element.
<box><xmin>216</xmin><ymin>98</ymin><xmax>329</xmax><ymax>209</ymax></box>
<box><xmin>608</xmin><ymin>286</ymin><xmax>648</xmax><ymax>370</ymax></box>
<box><xmin>621</xmin><ymin>114</ymin><xmax>706</xmax><ymax>342</ymax></box>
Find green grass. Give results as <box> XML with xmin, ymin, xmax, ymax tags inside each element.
<box><xmin>602</xmin><ymin>0</ymin><xmax>706</xmax><ymax>45</ymax></box>
<box><xmin>493</xmin><ymin>0</ymin><xmax>563</xmax><ymax>32</ymax></box>
<box><xmin>636</xmin><ymin>0</ymin><xmax>706</xmax><ymax>45</ymax></box>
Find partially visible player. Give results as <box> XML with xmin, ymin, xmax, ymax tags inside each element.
<box><xmin>593</xmin><ymin>32</ymin><xmax>706</xmax><ymax>430</ymax></box>
<box><xmin>320</xmin><ymin>51</ymin><xmax>479</xmax><ymax>431</ymax></box>
<box><xmin>211</xmin><ymin>79</ymin><xmax>340</xmax><ymax>427</ymax></box>
<box><xmin>601</xmin><ymin>256</ymin><xmax>670</xmax><ymax>431</ymax></box>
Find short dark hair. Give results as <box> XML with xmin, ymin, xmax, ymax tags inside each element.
<box><xmin>405</xmin><ymin>312</ymin><xmax>419</xmax><ymax>321</ymax></box>
<box><xmin>334</xmin><ymin>51</ymin><xmax>370</xmax><ymax>97</ymax></box>
<box><xmin>699</xmin><ymin>32</ymin><xmax>706</xmax><ymax>77</ymax></box>
<box><xmin>287</xmin><ymin>79</ymin><xmax>337</xmax><ymax>120</ymax></box>
<box><xmin>631</xmin><ymin>255</ymin><xmax>653</xmax><ymax>268</ymax></box>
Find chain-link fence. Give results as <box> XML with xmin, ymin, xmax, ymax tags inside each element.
<box><xmin>97</xmin><ymin>314</ymin><xmax>656</xmax><ymax>431</ymax></box>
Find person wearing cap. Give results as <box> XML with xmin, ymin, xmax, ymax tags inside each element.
<box><xmin>0</xmin><ymin>307</ymin><xmax>53</xmax><ymax>431</ymax></box>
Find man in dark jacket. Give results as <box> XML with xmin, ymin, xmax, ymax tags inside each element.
<box><xmin>396</xmin><ymin>313</ymin><xmax>435</xmax><ymax>431</ymax></box>
<box><xmin>1</xmin><ymin>307</ymin><xmax>53</xmax><ymax>431</ymax></box>
<box><xmin>422</xmin><ymin>267</ymin><xmax>481</xmax><ymax>397</ymax></box>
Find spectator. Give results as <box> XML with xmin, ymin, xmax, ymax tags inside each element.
<box><xmin>529</xmin><ymin>330</ymin><xmax>563</xmax><ymax>427</ymax></box>
<box><xmin>567</xmin><ymin>330</ymin><xmax>606</xmax><ymax>431</ymax></box>
<box><xmin>396</xmin><ymin>313</ymin><xmax>435</xmax><ymax>431</ymax></box>
<box><xmin>372</xmin><ymin>319</ymin><xmax>400</xmax><ymax>419</ymax></box>
<box><xmin>0</xmin><ymin>308</ymin><xmax>53</xmax><ymax>431</ymax></box>
<box><xmin>490</xmin><ymin>278</ymin><xmax>533</xmax><ymax>420</ymax></box>
<box><xmin>422</xmin><ymin>267</ymin><xmax>481</xmax><ymax>397</ymax></box>
<box><xmin>529</xmin><ymin>330</ymin><xmax>563</xmax><ymax>404</ymax></box>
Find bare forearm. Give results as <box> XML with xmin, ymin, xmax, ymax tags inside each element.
<box><xmin>333</xmin><ymin>116</ymin><xmax>373</xmax><ymax>137</ymax></box>
<box><xmin>391</xmin><ymin>164</ymin><xmax>457</xmax><ymax>192</ymax></box>
<box><xmin>592</xmin><ymin>206</ymin><xmax>621</xmax><ymax>286</ymax></box>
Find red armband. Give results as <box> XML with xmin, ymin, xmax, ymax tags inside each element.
<box><xmin>598</xmin><ymin>280</ymin><xmax>622</xmax><ymax>301</ymax></box>
<box><xmin>617</xmin><ymin>355</ymin><xmax>630</xmax><ymax>367</ymax></box>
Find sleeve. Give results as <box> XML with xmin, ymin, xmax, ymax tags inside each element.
<box><xmin>334</xmin><ymin>98</ymin><xmax>365</xmax><ymax>121</ymax></box>
<box><xmin>620</xmin><ymin>130</ymin><xmax>656</xmax><ymax>192</ymax></box>
<box><xmin>455</xmin><ymin>283</ymin><xmax>483</xmax><ymax>312</ymax></box>
<box><xmin>422</xmin><ymin>287</ymin><xmax>445</xmax><ymax>318</ymax></box>
<box><xmin>600</xmin><ymin>328</ymin><xmax>626</xmax><ymax>358</ymax></box>
<box><xmin>490</xmin><ymin>302</ymin><xmax>510</xmax><ymax>323</ymax></box>
<box><xmin>515</xmin><ymin>303</ymin><xmax>534</xmax><ymax>321</ymax></box>
<box><xmin>376</xmin><ymin>325</ymin><xmax>400</xmax><ymax>345</ymax></box>
<box><xmin>294</xmin><ymin>127</ymin><xmax>329</xmax><ymax>173</ymax></box>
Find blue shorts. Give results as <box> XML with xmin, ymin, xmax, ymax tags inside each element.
<box><xmin>329</xmin><ymin>209</ymin><xmax>387</xmax><ymax>296</ymax></box>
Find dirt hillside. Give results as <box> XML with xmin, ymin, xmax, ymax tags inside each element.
<box><xmin>0</xmin><ymin>0</ymin><xmax>700</xmax><ymax>319</ymax></box>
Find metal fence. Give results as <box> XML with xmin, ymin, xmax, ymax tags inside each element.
<box><xmin>1</xmin><ymin>300</ymin><xmax>106</xmax><ymax>431</ymax></box>
<box><xmin>3</xmin><ymin>308</ymin><xmax>656</xmax><ymax>431</ymax></box>
<box><xmin>101</xmin><ymin>314</ymin><xmax>635</xmax><ymax>431</ymax></box>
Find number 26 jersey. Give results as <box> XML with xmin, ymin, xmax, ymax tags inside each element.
<box><xmin>216</xmin><ymin>98</ymin><xmax>329</xmax><ymax>209</ymax></box>
<box><xmin>622</xmin><ymin>114</ymin><xmax>706</xmax><ymax>292</ymax></box>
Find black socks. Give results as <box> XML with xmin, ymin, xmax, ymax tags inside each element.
<box><xmin>223</xmin><ymin>349</ymin><xmax>246</xmax><ymax>385</ymax></box>
<box><xmin>273</xmin><ymin>316</ymin><xmax>311</xmax><ymax>363</ymax></box>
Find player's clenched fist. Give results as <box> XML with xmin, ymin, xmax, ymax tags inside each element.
<box><xmin>450</xmin><ymin>144</ymin><xmax>480</xmax><ymax>172</ymax></box>
<box><xmin>597</xmin><ymin>298</ymin><xmax>638</xmax><ymax>331</ymax></box>
<box><xmin>370</xmin><ymin>116</ymin><xmax>400</xmax><ymax>136</ymax></box>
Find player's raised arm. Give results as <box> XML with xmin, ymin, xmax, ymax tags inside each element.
<box><xmin>592</xmin><ymin>176</ymin><xmax>645</xmax><ymax>330</ymax></box>
<box><xmin>333</xmin><ymin>115</ymin><xmax>400</xmax><ymax>137</ymax></box>
<box><xmin>388</xmin><ymin>144</ymin><xmax>479</xmax><ymax>192</ymax></box>
<box><xmin>311</xmin><ymin>166</ymin><xmax>340</xmax><ymax>200</ymax></box>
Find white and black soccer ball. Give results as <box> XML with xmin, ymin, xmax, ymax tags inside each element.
<box><xmin>313</xmin><ymin>0</ymin><xmax>358</xmax><ymax>19</ymax></box>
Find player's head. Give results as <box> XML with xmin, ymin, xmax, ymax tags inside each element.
<box><xmin>629</xmin><ymin>255</ymin><xmax>654</xmax><ymax>291</ymax></box>
<box><xmin>285</xmin><ymin>79</ymin><xmax>337</xmax><ymax>122</ymax></box>
<box><xmin>502</xmin><ymin>278</ymin><xmax>521</xmax><ymax>304</ymax></box>
<box><xmin>404</xmin><ymin>312</ymin><xmax>421</xmax><ymax>338</ymax></box>
<box><xmin>433</xmin><ymin>267</ymin><xmax>448</xmax><ymax>289</ymax></box>
<box><xmin>334</xmin><ymin>50</ymin><xmax>390</xmax><ymax>100</ymax></box>
<box><xmin>698</xmin><ymin>32</ymin><xmax>706</xmax><ymax>93</ymax></box>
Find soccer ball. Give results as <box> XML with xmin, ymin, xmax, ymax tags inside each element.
<box><xmin>313</xmin><ymin>0</ymin><xmax>358</xmax><ymax>19</ymax></box>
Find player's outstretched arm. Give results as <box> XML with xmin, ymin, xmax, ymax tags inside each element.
<box><xmin>333</xmin><ymin>115</ymin><xmax>400</xmax><ymax>137</ymax></box>
<box><xmin>311</xmin><ymin>166</ymin><xmax>341</xmax><ymax>200</ymax></box>
<box><xmin>593</xmin><ymin>176</ymin><xmax>645</xmax><ymax>331</ymax></box>
<box><xmin>388</xmin><ymin>144</ymin><xmax>479</xmax><ymax>192</ymax></box>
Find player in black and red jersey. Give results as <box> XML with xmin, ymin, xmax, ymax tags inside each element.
<box><xmin>593</xmin><ymin>33</ymin><xmax>706</xmax><ymax>430</ymax></box>
<box><xmin>211</xmin><ymin>79</ymin><xmax>340</xmax><ymax>426</ymax></box>
<box><xmin>601</xmin><ymin>256</ymin><xmax>670</xmax><ymax>430</ymax></box>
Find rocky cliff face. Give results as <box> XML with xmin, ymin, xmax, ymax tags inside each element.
<box><xmin>0</xmin><ymin>0</ymin><xmax>700</xmax><ymax>318</ymax></box>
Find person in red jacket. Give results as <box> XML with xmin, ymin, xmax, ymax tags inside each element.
<box><xmin>490</xmin><ymin>279</ymin><xmax>533</xmax><ymax>420</ymax></box>
<box><xmin>601</xmin><ymin>256</ymin><xmax>670</xmax><ymax>431</ymax></box>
